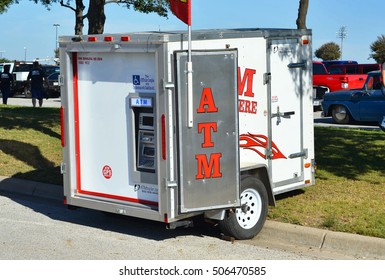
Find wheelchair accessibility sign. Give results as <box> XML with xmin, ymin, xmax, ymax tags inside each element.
<box><xmin>133</xmin><ymin>75</ymin><xmax>141</xmax><ymax>85</ymax></box>
<box><xmin>133</xmin><ymin>74</ymin><xmax>155</xmax><ymax>91</ymax></box>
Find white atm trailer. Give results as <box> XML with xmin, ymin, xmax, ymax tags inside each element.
<box><xmin>60</xmin><ymin>28</ymin><xmax>315</xmax><ymax>240</ymax></box>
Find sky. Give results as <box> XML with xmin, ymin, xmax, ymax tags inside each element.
<box><xmin>0</xmin><ymin>0</ymin><xmax>383</xmax><ymax>64</ymax></box>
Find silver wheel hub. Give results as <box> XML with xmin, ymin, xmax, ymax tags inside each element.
<box><xmin>334</xmin><ymin>106</ymin><xmax>347</xmax><ymax>120</ymax></box>
<box><xmin>236</xmin><ymin>188</ymin><xmax>262</xmax><ymax>229</ymax></box>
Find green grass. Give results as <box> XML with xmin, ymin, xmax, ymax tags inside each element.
<box><xmin>0</xmin><ymin>105</ymin><xmax>62</xmax><ymax>185</ymax></box>
<box><xmin>269</xmin><ymin>127</ymin><xmax>385</xmax><ymax>238</ymax></box>
<box><xmin>1</xmin><ymin>105</ymin><xmax>385</xmax><ymax>238</ymax></box>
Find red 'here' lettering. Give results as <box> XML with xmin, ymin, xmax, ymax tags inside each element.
<box><xmin>239</xmin><ymin>99</ymin><xmax>257</xmax><ymax>114</ymax></box>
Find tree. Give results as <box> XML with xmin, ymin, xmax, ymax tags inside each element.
<box><xmin>31</xmin><ymin>0</ymin><xmax>169</xmax><ymax>35</ymax></box>
<box><xmin>13</xmin><ymin>0</ymin><xmax>309</xmax><ymax>35</ymax></box>
<box><xmin>369</xmin><ymin>35</ymin><xmax>385</xmax><ymax>64</ymax></box>
<box><xmin>314</xmin><ymin>42</ymin><xmax>341</xmax><ymax>61</ymax></box>
<box><xmin>296</xmin><ymin>0</ymin><xmax>309</xmax><ymax>29</ymax></box>
<box><xmin>0</xmin><ymin>0</ymin><xmax>16</xmax><ymax>14</ymax></box>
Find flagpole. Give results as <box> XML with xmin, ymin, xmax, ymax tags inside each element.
<box><xmin>187</xmin><ymin>24</ymin><xmax>193</xmax><ymax>128</ymax></box>
<box><xmin>169</xmin><ymin>0</ymin><xmax>193</xmax><ymax>127</ymax></box>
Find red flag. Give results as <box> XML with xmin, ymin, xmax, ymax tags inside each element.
<box><xmin>169</xmin><ymin>0</ymin><xmax>191</xmax><ymax>26</ymax></box>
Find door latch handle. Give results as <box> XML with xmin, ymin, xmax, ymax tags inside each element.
<box><xmin>271</xmin><ymin>106</ymin><xmax>295</xmax><ymax>125</ymax></box>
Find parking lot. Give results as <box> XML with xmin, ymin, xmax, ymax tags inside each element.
<box><xmin>313</xmin><ymin>110</ymin><xmax>381</xmax><ymax>130</ymax></box>
<box><xmin>4</xmin><ymin>96</ymin><xmax>61</xmax><ymax>108</ymax></box>
<box><xmin>2</xmin><ymin>97</ymin><xmax>381</xmax><ymax>131</ymax></box>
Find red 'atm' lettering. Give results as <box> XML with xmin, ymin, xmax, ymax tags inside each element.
<box><xmin>195</xmin><ymin>87</ymin><xmax>222</xmax><ymax>180</ymax></box>
<box><xmin>197</xmin><ymin>88</ymin><xmax>218</xmax><ymax>113</ymax></box>
<box><xmin>198</xmin><ymin>122</ymin><xmax>217</xmax><ymax>148</ymax></box>
<box><xmin>195</xmin><ymin>153</ymin><xmax>223</xmax><ymax>179</ymax></box>
<box><xmin>238</xmin><ymin>68</ymin><xmax>256</xmax><ymax>97</ymax></box>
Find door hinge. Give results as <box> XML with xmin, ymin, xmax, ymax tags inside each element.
<box><xmin>162</xmin><ymin>79</ymin><xmax>175</xmax><ymax>90</ymax></box>
<box><xmin>263</xmin><ymin>72</ymin><xmax>271</xmax><ymax>85</ymax></box>
<box><xmin>60</xmin><ymin>162</ymin><xmax>66</xmax><ymax>174</ymax></box>
<box><xmin>59</xmin><ymin>75</ymin><xmax>65</xmax><ymax>86</ymax></box>
<box><xmin>166</xmin><ymin>180</ymin><xmax>177</xmax><ymax>189</ymax></box>
<box><xmin>266</xmin><ymin>148</ymin><xmax>273</xmax><ymax>160</ymax></box>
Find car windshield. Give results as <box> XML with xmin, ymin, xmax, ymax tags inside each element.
<box><xmin>14</xmin><ymin>64</ymin><xmax>33</xmax><ymax>72</ymax></box>
<box><xmin>43</xmin><ymin>66</ymin><xmax>60</xmax><ymax>76</ymax></box>
<box><xmin>313</xmin><ymin>63</ymin><xmax>327</xmax><ymax>74</ymax></box>
<box><xmin>365</xmin><ymin>75</ymin><xmax>382</xmax><ymax>90</ymax></box>
<box><xmin>48</xmin><ymin>72</ymin><xmax>59</xmax><ymax>80</ymax></box>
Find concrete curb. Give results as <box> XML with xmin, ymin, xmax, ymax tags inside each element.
<box><xmin>1</xmin><ymin>176</ymin><xmax>385</xmax><ymax>259</ymax></box>
<box><xmin>257</xmin><ymin>220</ymin><xmax>385</xmax><ymax>259</ymax></box>
<box><xmin>0</xmin><ymin>176</ymin><xmax>63</xmax><ymax>201</ymax></box>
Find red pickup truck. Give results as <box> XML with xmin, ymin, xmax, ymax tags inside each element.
<box><xmin>312</xmin><ymin>61</ymin><xmax>381</xmax><ymax>108</ymax></box>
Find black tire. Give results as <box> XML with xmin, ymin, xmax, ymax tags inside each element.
<box><xmin>331</xmin><ymin>105</ymin><xmax>351</xmax><ymax>124</ymax></box>
<box><xmin>219</xmin><ymin>175</ymin><xmax>268</xmax><ymax>240</ymax></box>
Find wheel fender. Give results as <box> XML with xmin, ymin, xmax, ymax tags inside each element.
<box><xmin>241</xmin><ymin>164</ymin><xmax>275</xmax><ymax>206</ymax></box>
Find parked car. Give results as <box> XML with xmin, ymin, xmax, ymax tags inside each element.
<box><xmin>327</xmin><ymin>63</ymin><xmax>381</xmax><ymax>75</ymax></box>
<box><xmin>46</xmin><ymin>72</ymin><xmax>60</xmax><ymax>98</ymax></box>
<box><xmin>312</xmin><ymin>61</ymin><xmax>330</xmax><ymax>109</ymax></box>
<box><xmin>322</xmin><ymin>60</ymin><xmax>357</xmax><ymax>68</ymax></box>
<box><xmin>322</xmin><ymin>71</ymin><xmax>385</xmax><ymax>125</ymax></box>
<box><xmin>42</xmin><ymin>65</ymin><xmax>59</xmax><ymax>76</ymax></box>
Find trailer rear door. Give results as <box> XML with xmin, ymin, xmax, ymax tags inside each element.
<box><xmin>175</xmin><ymin>50</ymin><xmax>240</xmax><ymax>213</ymax></box>
<box><xmin>268</xmin><ymin>39</ymin><xmax>308</xmax><ymax>189</ymax></box>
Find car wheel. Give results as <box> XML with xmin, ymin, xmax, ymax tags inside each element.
<box><xmin>219</xmin><ymin>175</ymin><xmax>268</xmax><ymax>240</ymax></box>
<box><xmin>331</xmin><ymin>105</ymin><xmax>351</xmax><ymax>124</ymax></box>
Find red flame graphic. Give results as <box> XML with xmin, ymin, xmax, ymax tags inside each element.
<box><xmin>240</xmin><ymin>133</ymin><xmax>286</xmax><ymax>160</ymax></box>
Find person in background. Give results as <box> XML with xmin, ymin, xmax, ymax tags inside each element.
<box><xmin>0</xmin><ymin>64</ymin><xmax>14</xmax><ymax>105</ymax></box>
<box><xmin>27</xmin><ymin>61</ymin><xmax>48</xmax><ymax>107</ymax></box>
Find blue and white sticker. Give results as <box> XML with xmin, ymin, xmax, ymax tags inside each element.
<box><xmin>131</xmin><ymin>97</ymin><xmax>152</xmax><ymax>107</ymax></box>
<box><xmin>132</xmin><ymin>74</ymin><xmax>155</xmax><ymax>91</ymax></box>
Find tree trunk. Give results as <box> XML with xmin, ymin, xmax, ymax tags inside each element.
<box><xmin>74</xmin><ymin>0</ymin><xmax>86</xmax><ymax>35</ymax></box>
<box><xmin>87</xmin><ymin>0</ymin><xmax>106</xmax><ymax>35</ymax></box>
<box><xmin>296</xmin><ymin>0</ymin><xmax>309</xmax><ymax>29</ymax></box>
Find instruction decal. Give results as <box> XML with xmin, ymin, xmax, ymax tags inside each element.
<box><xmin>133</xmin><ymin>74</ymin><xmax>155</xmax><ymax>91</ymax></box>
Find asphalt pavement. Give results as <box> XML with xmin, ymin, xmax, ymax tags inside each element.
<box><xmin>1</xmin><ymin>97</ymin><xmax>385</xmax><ymax>259</ymax></box>
<box><xmin>4</xmin><ymin>96</ymin><xmax>61</xmax><ymax>108</ymax></box>
<box><xmin>313</xmin><ymin>110</ymin><xmax>381</xmax><ymax>130</ymax></box>
<box><xmin>1</xmin><ymin>174</ymin><xmax>385</xmax><ymax>259</ymax></box>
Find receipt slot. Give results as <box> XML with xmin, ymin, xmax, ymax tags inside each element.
<box><xmin>130</xmin><ymin>96</ymin><xmax>156</xmax><ymax>176</ymax></box>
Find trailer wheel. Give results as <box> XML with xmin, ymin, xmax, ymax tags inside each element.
<box><xmin>219</xmin><ymin>175</ymin><xmax>268</xmax><ymax>240</ymax></box>
<box><xmin>331</xmin><ymin>105</ymin><xmax>351</xmax><ymax>124</ymax></box>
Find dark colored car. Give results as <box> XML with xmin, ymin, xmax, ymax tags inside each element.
<box><xmin>322</xmin><ymin>71</ymin><xmax>385</xmax><ymax>125</ymax></box>
<box><xmin>46</xmin><ymin>72</ymin><xmax>60</xmax><ymax>98</ymax></box>
<box><xmin>42</xmin><ymin>65</ymin><xmax>60</xmax><ymax>76</ymax></box>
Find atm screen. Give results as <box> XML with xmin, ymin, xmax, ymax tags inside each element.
<box><xmin>142</xmin><ymin>116</ymin><xmax>153</xmax><ymax>127</ymax></box>
<box><xmin>139</xmin><ymin>113</ymin><xmax>154</xmax><ymax>130</ymax></box>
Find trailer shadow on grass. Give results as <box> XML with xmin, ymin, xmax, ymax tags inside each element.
<box><xmin>0</xmin><ymin>106</ymin><xmax>61</xmax><ymax>140</ymax></box>
<box><xmin>0</xmin><ymin>139</ymin><xmax>62</xmax><ymax>185</ymax></box>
